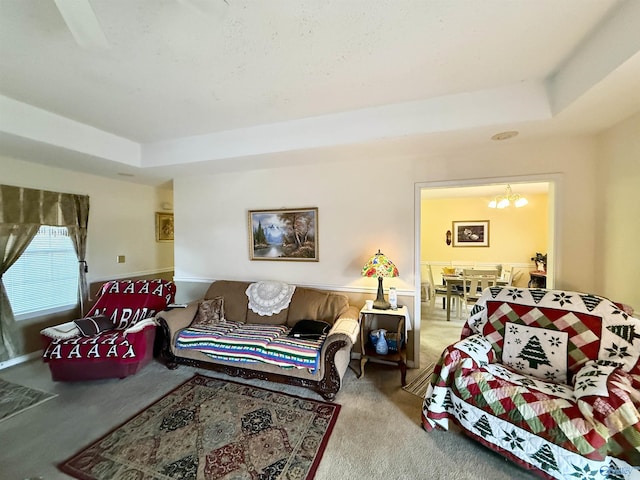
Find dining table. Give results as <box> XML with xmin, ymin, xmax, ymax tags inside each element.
<box><xmin>442</xmin><ymin>272</ymin><xmax>508</xmax><ymax>321</ymax></box>
<box><xmin>442</xmin><ymin>274</ymin><xmax>463</xmax><ymax>322</ymax></box>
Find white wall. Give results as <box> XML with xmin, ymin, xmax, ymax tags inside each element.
<box><xmin>596</xmin><ymin>112</ymin><xmax>640</xmax><ymax>311</ymax></box>
<box><xmin>0</xmin><ymin>155</ymin><xmax>174</xmax><ymax>282</ymax></box>
<box><xmin>6</xmin><ymin>124</ymin><xmax>638</xmax><ymax>362</ymax></box>
<box><xmin>174</xmin><ymin>135</ymin><xmax>599</xmax><ymax>297</ymax></box>
<box><xmin>173</xmin><ymin>135</ymin><xmax>604</xmax><ymax>366</ymax></box>
<box><xmin>411</xmin><ymin>137</ymin><xmax>599</xmax><ymax>293</ymax></box>
<box><xmin>174</xmin><ymin>156</ymin><xmax>415</xmax><ymax>294</ymax></box>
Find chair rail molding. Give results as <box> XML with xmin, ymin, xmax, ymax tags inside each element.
<box><xmin>173</xmin><ymin>276</ymin><xmax>416</xmax><ymax>297</ymax></box>
<box><xmin>421</xmin><ymin>261</ymin><xmax>532</xmax><ymax>268</ymax></box>
<box><xmin>90</xmin><ymin>268</ymin><xmax>174</xmax><ymax>284</ymax></box>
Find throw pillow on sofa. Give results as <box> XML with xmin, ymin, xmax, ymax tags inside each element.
<box><xmin>191</xmin><ymin>296</ymin><xmax>225</xmax><ymax>328</ymax></box>
<box><xmin>74</xmin><ymin>315</ymin><xmax>115</xmax><ymax>336</ymax></box>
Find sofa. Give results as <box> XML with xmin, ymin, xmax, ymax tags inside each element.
<box><xmin>41</xmin><ymin>279</ymin><xmax>176</xmax><ymax>381</ymax></box>
<box><xmin>156</xmin><ymin>280</ymin><xmax>360</xmax><ymax>400</ymax></box>
<box><xmin>422</xmin><ymin>286</ymin><xmax>640</xmax><ymax>480</ymax></box>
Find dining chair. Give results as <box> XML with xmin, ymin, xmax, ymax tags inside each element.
<box><xmin>499</xmin><ymin>264</ymin><xmax>514</xmax><ymax>286</ymax></box>
<box><xmin>423</xmin><ymin>264</ymin><xmax>446</xmax><ymax>310</ymax></box>
<box><xmin>428</xmin><ymin>264</ymin><xmax>464</xmax><ymax>318</ymax></box>
<box><xmin>461</xmin><ymin>269</ymin><xmax>498</xmax><ymax>311</ymax></box>
<box><xmin>422</xmin><ymin>264</ymin><xmax>441</xmax><ymax>308</ymax></box>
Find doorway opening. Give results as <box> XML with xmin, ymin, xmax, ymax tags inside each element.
<box><xmin>412</xmin><ymin>174</ymin><xmax>560</xmax><ymax>368</ymax></box>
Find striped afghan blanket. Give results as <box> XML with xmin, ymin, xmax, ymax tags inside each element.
<box><xmin>175</xmin><ymin>321</ymin><xmax>326</xmax><ymax>372</ymax></box>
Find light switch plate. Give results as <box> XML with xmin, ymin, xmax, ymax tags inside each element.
<box><xmin>117</xmin><ymin>255</ymin><xmax>125</xmax><ymax>263</ymax></box>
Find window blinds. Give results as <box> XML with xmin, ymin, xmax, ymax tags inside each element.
<box><xmin>4</xmin><ymin>225</ymin><xmax>79</xmax><ymax>319</ymax></box>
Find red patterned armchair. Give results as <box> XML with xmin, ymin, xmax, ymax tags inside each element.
<box><xmin>41</xmin><ymin>279</ymin><xmax>176</xmax><ymax>381</ymax></box>
<box><xmin>422</xmin><ymin>287</ymin><xmax>640</xmax><ymax>480</ymax></box>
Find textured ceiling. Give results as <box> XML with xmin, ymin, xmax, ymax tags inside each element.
<box><xmin>0</xmin><ymin>0</ymin><xmax>639</xmax><ymax>184</ymax></box>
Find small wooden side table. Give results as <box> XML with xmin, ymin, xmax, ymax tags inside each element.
<box><xmin>358</xmin><ymin>305</ymin><xmax>407</xmax><ymax>386</ymax></box>
<box><xmin>528</xmin><ymin>271</ymin><xmax>547</xmax><ymax>288</ymax></box>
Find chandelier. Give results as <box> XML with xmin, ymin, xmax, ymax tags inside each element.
<box><xmin>488</xmin><ymin>184</ymin><xmax>528</xmax><ymax>209</ymax></box>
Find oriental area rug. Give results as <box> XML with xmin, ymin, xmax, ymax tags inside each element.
<box><xmin>0</xmin><ymin>378</ymin><xmax>57</xmax><ymax>422</ymax></box>
<box><xmin>60</xmin><ymin>374</ymin><xmax>341</xmax><ymax>480</ymax></box>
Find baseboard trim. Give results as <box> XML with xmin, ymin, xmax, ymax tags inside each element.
<box><xmin>0</xmin><ymin>350</ymin><xmax>41</xmax><ymax>371</ymax></box>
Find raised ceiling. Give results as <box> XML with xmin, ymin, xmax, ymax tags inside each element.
<box><xmin>1</xmin><ymin>0</ymin><xmax>639</xmax><ymax>185</ymax></box>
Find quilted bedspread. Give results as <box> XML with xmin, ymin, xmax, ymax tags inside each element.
<box><xmin>422</xmin><ymin>287</ymin><xmax>640</xmax><ymax>480</ymax></box>
<box><xmin>175</xmin><ymin>320</ymin><xmax>326</xmax><ymax>372</ymax></box>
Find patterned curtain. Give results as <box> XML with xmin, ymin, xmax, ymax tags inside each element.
<box><xmin>64</xmin><ymin>195</ymin><xmax>90</xmax><ymax>315</ymax></box>
<box><xmin>0</xmin><ymin>185</ymin><xmax>90</xmax><ymax>361</ymax></box>
<box><xmin>0</xmin><ymin>224</ymin><xmax>39</xmax><ymax>360</ymax></box>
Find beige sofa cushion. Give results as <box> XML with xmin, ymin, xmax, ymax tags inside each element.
<box><xmin>246</xmin><ymin>308</ymin><xmax>289</xmax><ymax>325</ymax></box>
<box><xmin>204</xmin><ymin>280</ymin><xmax>250</xmax><ymax>322</ymax></box>
<box><xmin>286</xmin><ymin>288</ymin><xmax>349</xmax><ymax>327</ymax></box>
<box><xmin>203</xmin><ymin>281</ymin><xmax>349</xmax><ymax>327</ymax></box>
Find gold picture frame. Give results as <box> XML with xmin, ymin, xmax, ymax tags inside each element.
<box><xmin>156</xmin><ymin>212</ymin><xmax>174</xmax><ymax>242</ymax></box>
<box><xmin>248</xmin><ymin>207</ymin><xmax>318</xmax><ymax>261</ymax></box>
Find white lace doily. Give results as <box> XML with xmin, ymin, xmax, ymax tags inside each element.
<box><xmin>246</xmin><ymin>281</ymin><xmax>296</xmax><ymax>316</ymax></box>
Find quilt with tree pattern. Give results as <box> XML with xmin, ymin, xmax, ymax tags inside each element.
<box><xmin>422</xmin><ymin>287</ymin><xmax>640</xmax><ymax>480</ymax></box>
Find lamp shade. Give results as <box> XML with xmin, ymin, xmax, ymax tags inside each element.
<box><xmin>362</xmin><ymin>250</ymin><xmax>398</xmax><ymax>310</ymax></box>
<box><xmin>361</xmin><ymin>250</ymin><xmax>399</xmax><ymax>278</ymax></box>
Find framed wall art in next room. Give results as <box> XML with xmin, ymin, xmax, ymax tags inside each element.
<box><xmin>156</xmin><ymin>212</ymin><xmax>174</xmax><ymax>242</ymax></box>
<box><xmin>452</xmin><ymin>220</ymin><xmax>489</xmax><ymax>247</ymax></box>
<box><xmin>248</xmin><ymin>207</ymin><xmax>318</xmax><ymax>261</ymax></box>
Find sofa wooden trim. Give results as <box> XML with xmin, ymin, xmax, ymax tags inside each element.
<box><xmin>157</xmin><ymin>317</ymin><xmax>347</xmax><ymax>400</ymax></box>
<box><xmin>155</xmin><ymin>280</ymin><xmax>359</xmax><ymax>400</ymax></box>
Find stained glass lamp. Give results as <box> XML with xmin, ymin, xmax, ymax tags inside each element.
<box><xmin>362</xmin><ymin>249</ymin><xmax>399</xmax><ymax>310</ymax></box>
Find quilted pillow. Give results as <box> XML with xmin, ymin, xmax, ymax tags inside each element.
<box><xmin>74</xmin><ymin>315</ymin><xmax>115</xmax><ymax>337</ymax></box>
<box><xmin>191</xmin><ymin>296</ymin><xmax>225</xmax><ymax>328</ymax></box>
<box><xmin>502</xmin><ymin>322</ymin><xmax>569</xmax><ymax>384</ymax></box>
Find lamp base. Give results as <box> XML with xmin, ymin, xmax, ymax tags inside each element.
<box><xmin>373</xmin><ymin>276</ymin><xmax>391</xmax><ymax>310</ymax></box>
<box><xmin>372</xmin><ymin>299</ymin><xmax>391</xmax><ymax>310</ymax></box>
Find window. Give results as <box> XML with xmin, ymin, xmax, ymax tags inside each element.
<box><xmin>4</xmin><ymin>225</ymin><xmax>79</xmax><ymax>319</ymax></box>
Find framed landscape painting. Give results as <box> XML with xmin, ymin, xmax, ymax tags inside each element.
<box><xmin>452</xmin><ymin>220</ymin><xmax>489</xmax><ymax>247</ymax></box>
<box><xmin>248</xmin><ymin>208</ymin><xmax>318</xmax><ymax>261</ymax></box>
